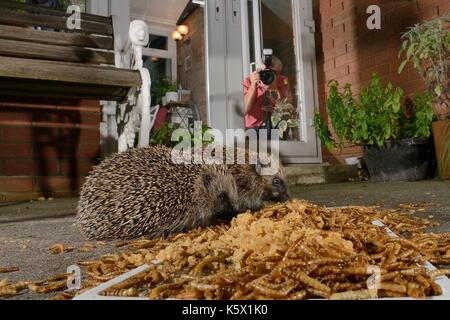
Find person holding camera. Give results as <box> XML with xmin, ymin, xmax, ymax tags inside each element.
<box><xmin>243</xmin><ymin>54</ymin><xmax>293</xmax><ymax>130</ymax></box>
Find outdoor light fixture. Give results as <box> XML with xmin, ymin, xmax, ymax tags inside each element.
<box><xmin>172</xmin><ymin>25</ymin><xmax>189</xmax><ymax>42</ymax></box>
<box><xmin>171</xmin><ymin>30</ymin><xmax>183</xmax><ymax>41</ymax></box>
<box><xmin>176</xmin><ymin>25</ymin><xmax>189</xmax><ymax>36</ymax></box>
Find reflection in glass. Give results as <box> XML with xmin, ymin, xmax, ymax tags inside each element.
<box><xmin>260</xmin><ymin>0</ymin><xmax>300</xmax><ymax>141</ymax></box>
<box><xmin>246</xmin><ymin>0</ymin><xmax>300</xmax><ymax>141</ymax></box>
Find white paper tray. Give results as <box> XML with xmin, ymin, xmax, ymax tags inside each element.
<box><xmin>74</xmin><ymin>221</ymin><xmax>450</xmax><ymax>300</ymax></box>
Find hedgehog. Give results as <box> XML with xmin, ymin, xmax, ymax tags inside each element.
<box><xmin>201</xmin><ymin>145</ymin><xmax>291</xmax><ymax>212</ymax></box>
<box><xmin>226</xmin><ymin>147</ymin><xmax>290</xmax><ymax>211</ymax></box>
<box><xmin>76</xmin><ymin>146</ymin><xmax>239</xmax><ymax>240</ymax></box>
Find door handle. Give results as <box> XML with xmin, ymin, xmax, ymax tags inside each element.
<box><xmin>215</xmin><ymin>0</ymin><xmax>222</xmax><ymax>21</ymax></box>
<box><xmin>232</xmin><ymin>0</ymin><xmax>239</xmax><ymax>24</ymax></box>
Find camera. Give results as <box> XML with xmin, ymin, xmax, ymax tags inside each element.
<box><xmin>259</xmin><ymin>48</ymin><xmax>276</xmax><ymax>85</ymax></box>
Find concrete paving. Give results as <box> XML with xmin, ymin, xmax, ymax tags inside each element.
<box><xmin>0</xmin><ymin>180</ymin><xmax>449</xmax><ymax>300</ymax></box>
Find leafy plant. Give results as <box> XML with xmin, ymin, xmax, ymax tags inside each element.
<box><xmin>398</xmin><ymin>13</ymin><xmax>450</xmax><ymax>118</ymax></box>
<box><xmin>314</xmin><ymin>74</ymin><xmax>433</xmax><ymax>150</ymax></box>
<box><xmin>271</xmin><ymin>98</ymin><xmax>299</xmax><ymax>138</ymax></box>
<box><xmin>314</xmin><ymin>113</ymin><xmax>334</xmax><ymax>151</ymax></box>
<box><xmin>150</xmin><ymin>123</ymin><xmax>180</xmax><ymax>147</ymax></box>
<box><xmin>150</xmin><ymin>123</ymin><xmax>214</xmax><ymax>148</ymax></box>
<box><xmin>356</xmin><ymin>75</ymin><xmax>404</xmax><ymax>146</ymax></box>
<box><xmin>191</xmin><ymin>123</ymin><xmax>215</xmax><ymax>146</ymax></box>
<box><xmin>151</xmin><ymin>79</ymin><xmax>178</xmax><ymax>106</ymax></box>
<box><xmin>402</xmin><ymin>93</ymin><xmax>434</xmax><ymax>139</ymax></box>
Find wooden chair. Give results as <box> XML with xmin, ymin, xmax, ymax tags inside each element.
<box><xmin>0</xmin><ymin>0</ymin><xmax>153</xmax><ymax>151</ymax></box>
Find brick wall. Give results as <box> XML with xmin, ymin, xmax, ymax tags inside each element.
<box><xmin>177</xmin><ymin>7</ymin><xmax>208</xmax><ymax>123</ymax></box>
<box><xmin>314</xmin><ymin>0</ymin><xmax>448</xmax><ymax>164</ymax></box>
<box><xmin>0</xmin><ymin>97</ymin><xmax>101</xmax><ymax>202</ymax></box>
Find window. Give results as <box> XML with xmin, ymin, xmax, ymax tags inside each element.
<box><xmin>146</xmin><ymin>34</ymin><xmax>169</xmax><ymax>51</ymax></box>
<box><xmin>143</xmin><ymin>25</ymin><xmax>178</xmax><ymax>101</ymax></box>
<box><xmin>143</xmin><ymin>56</ymin><xmax>173</xmax><ymax>84</ymax></box>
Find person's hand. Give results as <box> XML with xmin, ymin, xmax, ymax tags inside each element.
<box><xmin>249</xmin><ymin>69</ymin><xmax>261</xmax><ymax>85</ymax></box>
<box><xmin>249</xmin><ymin>64</ymin><xmax>268</xmax><ymax>85</ymax></box>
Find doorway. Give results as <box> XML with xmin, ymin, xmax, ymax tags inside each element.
<box><xmin>205</xmin><ymin>0</ymin><xmax>322</xmax><ymax>163</ymax></box>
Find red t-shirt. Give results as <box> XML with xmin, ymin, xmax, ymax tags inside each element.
<box><xmin>243</xmin><ymin>75</ymin><xmax>292</xmax><ymax>129</ymax></box>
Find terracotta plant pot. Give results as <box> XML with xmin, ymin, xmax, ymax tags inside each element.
<box><xmin>432</xmin><ymin>119</ymin><xmax>450</xmax><ymax>179</ymax></box>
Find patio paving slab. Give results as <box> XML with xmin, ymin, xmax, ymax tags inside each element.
<box><xmin>0</xmin><ymin>179</ymin><xmax>449</xmax><ymax>300</ymax></box>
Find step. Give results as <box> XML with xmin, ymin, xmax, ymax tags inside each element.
<box><xmin>285</xmin><ymin>164</ymin><xmax>359</xmax><ymax>186</ymax></box>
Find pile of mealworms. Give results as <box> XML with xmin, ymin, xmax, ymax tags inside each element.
<box><xmin>1</xmin><ymin>200</ymin><xmax>450</xmax><ymax>300</ymax></box>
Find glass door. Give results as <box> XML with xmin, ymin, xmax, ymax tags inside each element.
<box><xmin>243</xmin><ymin>0</ymin><xmax>321</xmax><ymax>163</ymax></box>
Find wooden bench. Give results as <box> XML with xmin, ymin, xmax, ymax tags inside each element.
<box><xmin>0</xmin><ymin>0</ymin><xmax>153</xmax><ymax>150</ymax></box>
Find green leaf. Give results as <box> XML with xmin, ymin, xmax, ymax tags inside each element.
<box><xmin>398</xmin><ymin>60</ymin><xmax>408</xmax><ymax>74</ymax></box>
<box><xmin>287</xmin><ymin>119</ymin><xmax>298</xmax><ymax>127</ymax></box>
<box><xmin>434</xmin><ymin>85</ymin><xmax>443</xmax><ymax>97</ymax></box>
<box><xmin>271</xmin><ymin>115</ymin><xmax>281</xmax><ymax>127</ymax></box>
<box><xmin>278</xmin><ymin>121</ymin><xmax>288</xmax><ymax>136</ymax></box>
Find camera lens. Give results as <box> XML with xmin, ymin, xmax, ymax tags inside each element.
<box><xmin>260</xmin><ymin>69</ymin><xmax>275</xmax><ymax>85</ymax></box>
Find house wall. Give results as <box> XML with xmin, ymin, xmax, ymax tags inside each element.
<box><xmin>0</xmin><ymin>98</ymin><xmax>101</xmax><ymax>202</ymax></box>
<box><xmin>177</xmin><ymin>6</ymin><xmax>208</xmax><ymax>122</ymax></box>
<box><xmin>314</xmin><ymin>0</ymin><xmax>449</xmax><ymax>164</ymax></box>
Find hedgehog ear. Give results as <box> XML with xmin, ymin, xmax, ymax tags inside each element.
<box><xmin>201</xmin><ymin>173</ymin><xmax>214</xmax><ymax>188</ymax></box>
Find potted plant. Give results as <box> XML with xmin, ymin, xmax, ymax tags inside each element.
<box><xmin>151</xmin><ymin>79</ymin><xmax>178</xmax><ymax>106</ymax></box>
<box><xmin>271</xmin><ymin>98</ymin><xmax>299</xmax><ymax>140</ymax></box>
<box><xmin>398</xmin><ymin>13</ymin><xmax>450</xmax><ymax>178</ymax></box>
<box><xmin>314</xmin><ymin>74</ymin><xmax>435</xmax><ymax>182</ymax></box>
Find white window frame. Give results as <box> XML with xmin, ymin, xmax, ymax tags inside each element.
<box><xmin>142</xmin><ymin>25</ymin><xmax>177</xmax><ymax>83</ymax></box>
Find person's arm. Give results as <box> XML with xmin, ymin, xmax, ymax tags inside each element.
<box><xmin>244</xmin><ymin>70</ymin><xmax>261</xmax><ymax>115</ymax></box>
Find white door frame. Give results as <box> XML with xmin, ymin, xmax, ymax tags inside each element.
<box><xmin>205</xmin><ymin>0</ymin><xmax>322</xmax><ymax>163</ymax></box>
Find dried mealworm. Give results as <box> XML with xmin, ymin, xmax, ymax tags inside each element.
<box><xmin>191</xmin><ymin>256</ymin><xmax>227</xmax><ymax>276</ymax></box>
<box><xmin>0</xmin><ymin>267</ymin><xmax>19</xmax><ymax>274</ymax></box>
<box><xmin>102</xmin><ymin>287</ymin><xmax>139</xmax><ymax>297</ymax></box>
<box><xmin>428</xmin><ymin>269</ymin><xmax>450</xmax><ymax>279</ymax></box>
<box><xmin>330</xmin><ymin>289</ymin><xmax>378</xmax><ymax>300</ymax></box>
<box><xmin>49</xmin><ymin>243</ymin><xmax>74</xmax><ymax>255</ymax></box>
<box><xmin>49</xmin><ymin>293</ymin><xmax>75</xmax><ymax>300</ymax></box>
<box><xmin>283</xmin><ymin>270</ymin><xmax>331</xmax><ymax>293</ymax></box>
<box><xmin>379</xmin><ymin>282</ymin><xmax>407</xmax><ymax>294</ymax></box>
<box><xmin>0</xmin><ymin>279</ymin><xmax>8</xmax><ymax>288</ymax></box>
<box><xmin>0</xmin><ymin>286</ymin><xmax>17</xmax><ymax>297</ymax></box>
<box><xmin>28</xmin><ymin>281</ymin><xmax>67</xmax><ymax>294</ymax></box>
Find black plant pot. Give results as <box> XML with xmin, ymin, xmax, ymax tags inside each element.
<box><xmin>363</xmin><ymin>138</ymin><xmax>436</xmax><ymax>182</ymax></box>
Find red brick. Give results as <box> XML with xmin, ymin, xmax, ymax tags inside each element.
<box><xmin>33</xmin><ymin>176</ymin><xmax>84</xmax><ymax>192</ymax></box>
<box><xmin>60</xmin><ymin>158</ymin><xmax>98</xmax><ymax>176</ymax></box>
<box><xmin>1</xmin><ymin>126</ymin><xmax>63</xmax><ymax>143</ymax></box>
<box><xmin>360</xmin><ymin>63</ymin><xmax>390</xmax><ymax>82</ymax></box>
<box><xmin>316</xmin><ymin>0</ymin><xmax>447</xmax><ymax>162</ymax></box>
<box><xmin>33</xmin><ymin>143</ymin><xmax>100</xmax><ymax>158</ymax></box>
<box><xmin>80</xmin><ymin>113</ymin><xmax>101</xmax><ymax>124</ymax></box>
<box><xmin>0</xmin><ymin>111</ymin><xmax>33</xmax><ymax>123</ymax></box>
<box><xmin>0</xmin><ymin>177</ymin><xmax>33</xmax><ymax>192</ymax></box>
<box><xmin>3</xmin><ymin>158</ymin><xmax>60</xmax><ymax>176</ymax></box>
<box><xmin>58</xmin><ymin>100</ymin><xmax>100</xmax><ymax>110</ymax></box>
<box><xmin>325</xmin><ymin>64</ymin><xmax>350</xmax><ymax>82</ymax></box>
<box><xmin>0</xmin><ymin>143</ymin><xmax>33</xmax><ymax>158</ymax></box>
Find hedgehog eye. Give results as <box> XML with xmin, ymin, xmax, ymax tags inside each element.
<box><xmin>272</xmin><ymin>178</ymin><xmax>281</xmax><ymax>186</ymax></box>
<box><xmin>218</xmin><ymin>192</ymin><xmax>228</xmax><ymax>201</ymax></box>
